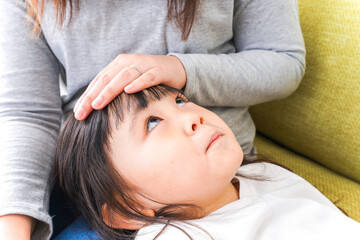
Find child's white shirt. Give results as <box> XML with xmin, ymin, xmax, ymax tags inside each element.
<box><xmin>135</xmin><ymin>163</ymin><xmax>360</xmax><ymax>239</ymax></box>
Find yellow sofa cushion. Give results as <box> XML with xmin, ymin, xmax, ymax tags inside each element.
<box><xmin>249</xmin><ymin>0</ymin><xmax>360</xmax><ymax>182</ymax></box>
<box><xmin>254</xmin><ymin>134</ymin><xmax>360</xmax><ymax>222</ymax></box>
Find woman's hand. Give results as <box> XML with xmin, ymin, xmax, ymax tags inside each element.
<box><xmin>74</xmin><ymin>54</ymin><xmax>186</xmax><ymax>120</ymax></box>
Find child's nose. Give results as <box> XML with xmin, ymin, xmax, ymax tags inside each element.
<box><xmin>183</xmin><ymin>112</ymin><xmax>204</xmax><ymax>135</ymax></box>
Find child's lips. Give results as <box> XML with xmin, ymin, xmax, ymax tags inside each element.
<box><xmin>206</xmin><ymin>131</ymin><xmax>223</xmax><ymax>151</ymax></box>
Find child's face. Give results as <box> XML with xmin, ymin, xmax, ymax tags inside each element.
<box><xmin>108</xmin><ymin>92</ymin><xmax>243</xmax><ymax>210</ymax></box>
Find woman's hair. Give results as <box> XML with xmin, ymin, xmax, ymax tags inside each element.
<box><xmin>26</xmin><ymin>0</ymin><xmax>200</xmax><ymax>40</ymax></box>
<box><xmin>53</xmin><ymin>85</ymin><xmax>271</xmax><ymax>239</ymax></box>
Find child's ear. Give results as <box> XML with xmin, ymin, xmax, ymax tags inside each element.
<box><xmin>101</xmin><ymin>204</ymin><xmax>155</xmax><ymax>230</ymax></box>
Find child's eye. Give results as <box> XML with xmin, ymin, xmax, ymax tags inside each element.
<box><xmin>176</xmin><ymin>96</ymin><xmax>187</xmax><ymax>107</ymax></box>
<box><xmin>146</xmin><ymin>116</ymin><xmax>161</xmax><ymax>132</ymax></box>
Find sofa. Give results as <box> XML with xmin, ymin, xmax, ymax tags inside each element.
<box><xmin>249</xmin><ymin>0</ymin><xmax>360</xmax><ymax>222</ymax></box>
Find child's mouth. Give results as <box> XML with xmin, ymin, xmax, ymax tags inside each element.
<box><xmin>206</xmin><ymin>132</ymin><xmax>222</xmax><ymax>151</ymax></box>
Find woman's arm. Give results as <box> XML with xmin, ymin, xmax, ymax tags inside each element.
<box><xmin>0</xmin><ymin>215</ymin><xmax>36</xmax><ymax>240</ymax></box>
<box><xmin>0</xmin><ymin>0</ymin><xmax>61</xmax><ymax>239</ymax></box>
<box><xmin>171</xmin><ymin>0</ymin><xmax>305</xmax><ymax>107</ymax></box>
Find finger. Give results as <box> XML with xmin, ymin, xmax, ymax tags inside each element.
<box><xmin>74</xmin><ymin>79</ymin><xmax>98</xmax><ymax>112</ymax></box>
<box><xmin>74</xmin><ymin>70</ymin><xmax>114</xmax><ymax>116</ymax></box>
<box><xmin>91</xmin><ymin>66</ymin><xmax>142</xmax><ymax>109</ymax></box>
<box><xmin>74</xmin><ymin>95</ymin><xmax>94</xmax><ymax>120</ymax></box>
<box><xmin>123</xmin><ymin>69</ymin><xmax>160</xmax><ymax>94</ymax></box>
<box><xmin>73</xmin><ymin>70</ymin><xmax>110</xmax><ymax>113</ymax></box>
<box><xmin>74</xmin><ymin>58</ymin><xmax>124</xmax><ymax>112</ymax></box>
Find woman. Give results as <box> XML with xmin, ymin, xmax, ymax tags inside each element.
<box><xmin>0</xmin><ymin>0</ymin><xmax>305</xmax><ymax>239</ymax></box>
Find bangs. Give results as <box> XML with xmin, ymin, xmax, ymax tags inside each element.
<box><xmin>107</xmin><ymin>85</ymin><xmax>183</xmax><ymax>126</ymax></box>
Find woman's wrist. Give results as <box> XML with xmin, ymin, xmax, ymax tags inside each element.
<box><xmin>0</xmin><ymin>214</ymin><xmax>36</xmax><ymax>240</ymax></box>
<box><xmin>166</xmin><ymin>55</ymin><xmax>187</xmax><ymax>90</ymax></box>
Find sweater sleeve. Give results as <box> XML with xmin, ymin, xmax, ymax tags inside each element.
<box><xmin>0</xmin><ymin>1</ymin><xmax>62</xmax><ymax>239</ymax></box>
<box><xmin>170</xmin><ymin>0</ymin><xmax>305</xmax><ymax>107</ymax></box>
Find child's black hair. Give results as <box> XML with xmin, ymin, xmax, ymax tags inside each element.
<box><xmin>53</xmin><ymin>84</ymin><xmax>273</xmax><ymax>240</ymax></box>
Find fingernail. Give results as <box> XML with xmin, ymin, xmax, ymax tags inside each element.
<box><xmin>92</xmin><ymin>97</ymin><xmax>103</xmax><ymax>108</ymax></box>
<box><xmin>74</xmin><ymin>101</ymin><xmax>80</xmax><ymax>112</ymax></box>
<box><xmin>74</xmin><ymin>97</ymin><xmax>83</xmax><ymax>112</ymax></box>
<box><xmin>124</xmin><ymin>84</ymin><xmax>133</xmax><ymax>92</ymax></box>
<box><xmin>75</xmin><ymin>107</ymin><xmax>85</xmax><ymax>120</ymax></box>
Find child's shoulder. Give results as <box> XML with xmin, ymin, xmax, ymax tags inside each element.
<box><xmin>236</xmin><ymin>162</ymin><xmax>338</xmax><ymax>210</ymax></box>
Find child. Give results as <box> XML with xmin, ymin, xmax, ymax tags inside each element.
<box><xmin>54</xmin><ymin>85</ymin><xmax>360</xmax><ymax>240</ymax></box>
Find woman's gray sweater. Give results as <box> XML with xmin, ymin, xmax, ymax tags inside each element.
<box><xmin>0</xmin><ymin>0</ymin><xmax>305</xmax><ymax>239</ymax></box>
